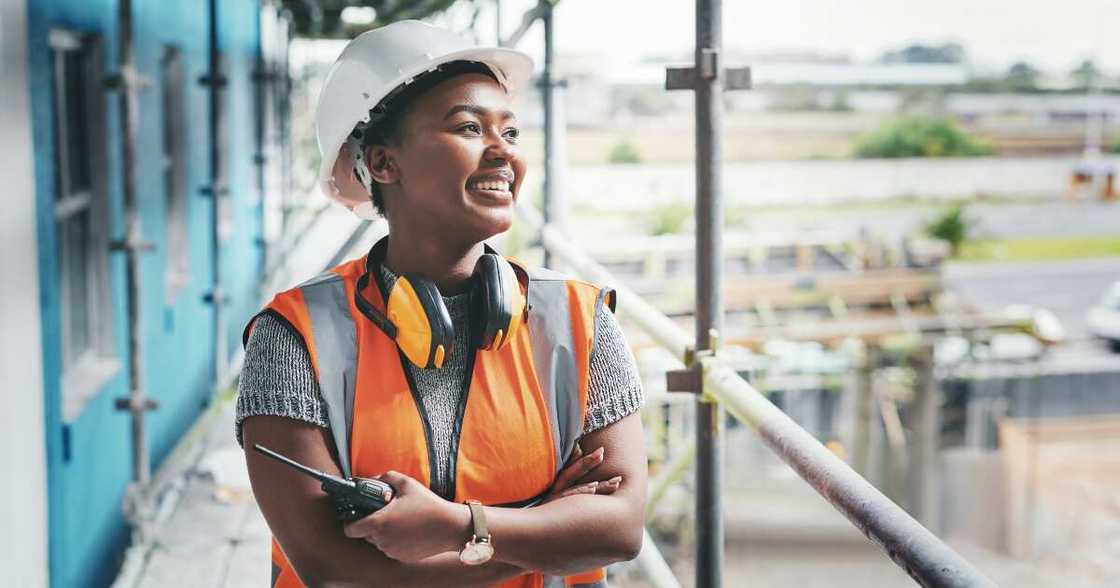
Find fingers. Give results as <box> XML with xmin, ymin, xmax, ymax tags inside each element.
<box><xmin>552</xmin><ymin>446</ymin><xmax>605</xmax><ymax>491</ymax></box>
<box><xmin>344</xmin><ymin>471</ymin><xmax>409</xmax><ymax>539</ymax></box>
<box><xmin>573</xmin><ymin>446</ymin><xmax>606</xmax><ymax>481</ymax></box>
<box><xmin>557</xmin><ymin>480</ymin><xmax>599</xmax><ymax>499</ymax></box>
<box><xmin>376</xmin><ymin>470</ymin><xmax>410</xmax><ymax>490</ymax></box>
<box><xmin>555</xmin><ymin>475</ymin><xmax>624</xmax><ymax>499</ymax></box>
<box><xmin>343</xmin><ymin>511</ymin><xmax>381</xmax><ymax>539</ymax></box>
<box><xmin>596</xmin><ymin>475</ymin><xmax>623</xmax><ymax>495</ymax></box>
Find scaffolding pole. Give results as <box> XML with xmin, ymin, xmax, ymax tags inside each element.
<box><xmin>662</xmin><ymin>0</ymin><xmax>750</xmax><ymax>583</ymax></box>
<box><xmin>109</xmin><ymin>0</ymin><xmax>158</xmax><ymax>520</ymax></box>
<box><xmin>540</xmin><ymin>1</ymin><xmax>563</xmax><ymax>269</ymax></box>
<box><xmin>203</xmin><ymin>0</ymin><xmax>229</xmax><ymax>389</ymax></box>
<box><xmin>692</xmin><ymin>1</ymin><xmax>723</xmax><ymax>585</ymax></box>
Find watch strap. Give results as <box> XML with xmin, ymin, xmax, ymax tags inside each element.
<box><xmin>466</xmin><ymin>499</ymin><xmax>489</xmax><ymax>540</ymax></box>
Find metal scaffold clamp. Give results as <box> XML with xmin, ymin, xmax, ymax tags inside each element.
<box><xmin>665</xmin><ymin>328</ymin><xmax>722</xmax><ymax>404</ymax></box>
<box><xmin>109</xmin><ymin>237</ymin><xmax>155</xmax><ymax>253</ymax></box>
<box><xmin>102</xmin><ymin>65</ymin><xmax>151</xmax><ymax>91</ymax></box>
<box><xmin>197</xmin><ymin>72</ymin><xmax>228</xmax><ymax>88</ymax></box>
<box><xmin>114</xmin><ymin>395</ymin><xmax>159</xmax><ymax>413</ymax></box>
<box><xmin>203</xmin><ymin>287</ymin><xmax>229</xmax><ymax>306</ymax></box>
<box><xmin>534</xmin><ymin>76</ymin><xmax>568</xmax><ymax>90</ymax></box>
<box><xmin>198</xmin><ymin>181</ymin><xmax>230</xmax><ymax>197</ymax></box>
<box><xmin>665</xmin><ymin>50</ymin><xmax>751</xmax><ymax>92</ymax></box>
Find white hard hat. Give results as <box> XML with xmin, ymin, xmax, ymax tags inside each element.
<box><xmin>315</xmin><ymin>20</ymin><xmax>534</xmax><ymax>219</ymax></box>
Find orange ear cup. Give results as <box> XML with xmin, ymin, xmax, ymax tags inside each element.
<box><xmin>357</xmin><ymin>238</ymin><xmax>526</xmax><ymax>369</ymax></box>
<box><xmin>386</xmin><ymin>274</ymin><xmax>454</xmax><ymax>368</ymax></box>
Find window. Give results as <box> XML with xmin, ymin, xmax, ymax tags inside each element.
<box><xmin>161</xmin><ymin>46</ymin><xmax>190</xmax><ymax>300</ymax></box>
<box><xmin>50</xmin><ymin>29</ymin><xmax>117</xmax><ymax>420</ymax></box>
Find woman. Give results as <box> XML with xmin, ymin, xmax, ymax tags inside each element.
<box><xmin>237</xmin><ymin>20</ymin><xmax>647</xmax><ymax>588</ymax></box>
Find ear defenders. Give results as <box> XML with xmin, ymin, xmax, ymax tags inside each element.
<box><xmin>354</xmin><ymin>237</ymin><xmax>526</xmax><ymax>369</ymax></box>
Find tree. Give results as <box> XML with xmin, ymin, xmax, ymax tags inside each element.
<box><xmin>1005</xmin><ymin>61</ymin><xmax>1041</xmax><ymax>91</ymax></box>
<box><xmin>854</xmin><ymin>117</ymin><xmax>993</xmax><ymax>159</ymax></box>
<box><xmin>1070</xmin><ymin>59</ymin><xmax>1101</xmax><ymax>90</ymax></box>
<box><xmin>607</xmin><ymin>139</ymin><xmax>642</xmax><ymax>164</ymax></box>
<box><xmin>879</xmin><ymin>42</ymin><xmax>967</xmax><ymax>64</ymax></box>
<box><xmin>926</xmin><ymin>205</ymin><xmax>970</xmax><ymax>256</ymax></box>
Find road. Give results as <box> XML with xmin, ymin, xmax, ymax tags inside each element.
<box><xmin>943</xmin><ymin>257</ymin><xmax>1120</xmax><ymax>344</ymax></box>
<box><xmin>739</xmin><ymin>199</ymin><xmax>1120</xmax><ymax>242</ymax></box>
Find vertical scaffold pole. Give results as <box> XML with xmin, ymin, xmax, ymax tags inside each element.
<box><xmin>694</xmin><ymin>0</ymin><xmax>724</xmax><ymax>585</ymax></box>
<box><xmin>204</xmin><ymin>0</ymin><xmax>228</xmax><ymax>389</ymax></box>
<box><xmin>111</xmin><ymin>0</ymin><xmax>157</xmax><ymax>490</ymax></box>
<box><xmin>541</xmin><ymin>1</ymin><xmax>560</xmax><ymax>269</ymax></box>
<box><xmin>667</xmin><ymin>2</ymin><xmax>749</xmax><ymax>584</ymax></box>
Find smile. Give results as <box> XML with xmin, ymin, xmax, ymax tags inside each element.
<box><xmin>467</xmin><ymin>180</ymin><xmax>511</xmax><ymax>192</ymax></box>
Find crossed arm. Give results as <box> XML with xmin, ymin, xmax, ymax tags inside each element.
<box><xmin>242</xmin><ymin>411</ymin><xmax>647</xmax><ymax>587</ymax></box>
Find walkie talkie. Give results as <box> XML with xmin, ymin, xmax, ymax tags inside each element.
<box><xmin>253</xmin><ymin>444</ymin><xmax>394</xmax><ymax>522</ymax></box>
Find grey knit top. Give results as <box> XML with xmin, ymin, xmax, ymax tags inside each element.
<box><xmin>235</xmin><ymin>263</ymin><xmax>644</xmax><ymax>499</ymax></box>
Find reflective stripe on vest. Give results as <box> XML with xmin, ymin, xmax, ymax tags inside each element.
<box><xmin>526</xmin><ymin>267</ymin><xmax>581</xmax><ymax>473</ymax></box>
<box><xmin>246</xmin><ymin>254</ymin><xmax>614</xmax><ymax>588</ymax></box>
<box><xmin>300</xmin><ymin>273</ymin><xmax>358</xmax><ymax>478</ymax></box>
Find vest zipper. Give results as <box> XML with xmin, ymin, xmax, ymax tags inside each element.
<box><xmin>396</xmin><ymin>343</ymin><xmax>477</xmax><ymax>502</ymax></box>
<box><xmin>445</xmin><ymin>344</ymin><xmax>478</xmax><ymax>501</ymax></box>
<box><xmin>396</xmin><ymin>350</ymin><xmax>442</xmax><ymax>497</ymax></box>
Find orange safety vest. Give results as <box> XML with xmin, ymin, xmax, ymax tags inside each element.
<box><xmin>245</xmin><ymin>250</ymin><xmax>615</xmax><ymax>588</ymax></box>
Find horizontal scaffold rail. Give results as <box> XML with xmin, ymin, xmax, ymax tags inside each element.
<box><xmin>517</xmin><ymin>203</ymin><xmax>997</xmax><ymax>588</ymax></box>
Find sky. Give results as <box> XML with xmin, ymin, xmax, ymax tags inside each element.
<box><xmin>435</xmin><ymin>0</ymin><xmax>1119</xmax><ymax>75</ymax></box>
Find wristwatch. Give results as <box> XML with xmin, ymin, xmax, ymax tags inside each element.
<box><xmin>458</xmin><ymin>499</ymin><xmax>494</xmax><ymax>566</ymax></box>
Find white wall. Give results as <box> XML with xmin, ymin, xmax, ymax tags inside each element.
<box><xmin>0</xmin><ymin>0</ymin><xmax>50</xmax><ymax>584</ymax></box>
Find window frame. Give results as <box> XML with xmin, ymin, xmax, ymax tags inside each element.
<box><xmin>160</xmin><ymin>45</ymin><xmax>191</xmax><ymax>302</ymax></box>
<box><xmin>49</xmin><ymin>28</ymin><xmax>120</xmax><ymax>422</ymax></box>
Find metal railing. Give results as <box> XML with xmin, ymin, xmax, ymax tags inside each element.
<box><xmin>517</xmin><ymin>203</ymin><xmax>997</xmax><ymax>587</ymax></box>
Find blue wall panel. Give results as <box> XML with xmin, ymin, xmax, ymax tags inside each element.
<box><xmin>27</xmin><ymin>2</ymin><xmax>131</xmax><ymax>584</ymax></box>
<box><xmin>131</xmin><ymin>0</ymin><xmax>220</xmax><ymax>472</ymax></box>
<box><xmin>27</xmin><ymin>0</ymin><xmax>263</xmax><ymax>585</ymax></box>
<box><xmin>219</xmin><ymin>0</ymin><xmax>267</xmax><ymax>366</ymax></box>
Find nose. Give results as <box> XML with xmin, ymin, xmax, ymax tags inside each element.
<box><xmin>483</xmin><ymin>133</ymin><xmax>516</xmax><ymax>164</ymax></box>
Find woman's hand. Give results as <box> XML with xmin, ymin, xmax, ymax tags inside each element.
<box><xmin>343</xmin><ymin>471</ymin><xmax>467</xmax><ymax>562</ymax></box>
<box><xmin>343</xmin><ymin>447</ymin><xmax>623</xmax><ymax>562</ymax></box>
<box><xmin>541</xmin><ymin>444</ymin><xmax>622</xmax><ymax>503</ymax></box>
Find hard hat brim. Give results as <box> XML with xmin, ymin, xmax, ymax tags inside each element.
<box><xmin>317</xmin><ymin>46</ymin><xmax>534</xmax><ymax>214</ymax></box>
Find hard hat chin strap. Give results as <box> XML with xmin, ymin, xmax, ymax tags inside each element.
<box><xmin>345</xmin><ymin>134</ymin><xmax>374</xmax><ymax>196</ymax></box>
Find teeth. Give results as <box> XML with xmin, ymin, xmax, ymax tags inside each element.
<box><xmin>470</xmin><ymin>180</ymin><xmax>510</xmax><ymax>192</ymax></box>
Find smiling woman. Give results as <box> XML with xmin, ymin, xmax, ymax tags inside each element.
<box><xmin>236</xmin><ymin>20</ymin><xmax>647</xmax><ymax>588</ymax></box>
<box><xmin>364</xmin><ymin>70</ymin><xmax>527</xmax><ymax>260</ymax></box>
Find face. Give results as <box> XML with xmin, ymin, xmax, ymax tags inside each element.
<box><xmin>372</xmin><ymin>73</ymin><xmax>526</xmax><ymax>244</ymax></box>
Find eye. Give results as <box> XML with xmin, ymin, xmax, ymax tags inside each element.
<box><xmin>457</xmin><ymin>122</ymin><xmax>482</xmax><ymax>134</ymax></box>
<box><xmin>502</xmin><ymin>127</ymin><xmax>520</xmax><ymax>142</ymax></box>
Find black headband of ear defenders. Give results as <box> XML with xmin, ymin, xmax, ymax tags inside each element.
<box><xmin>352</xmin><ymin>236</ymin><xmax>503</xmax><ymax>340</ymax></box>
<box><xmin>354</xmin><ymin>60</ymin><xmax>500</xmax><ymax>146</ymax></box>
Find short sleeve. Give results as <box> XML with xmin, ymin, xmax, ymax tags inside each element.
<box><xmin>234</xmin><ymin>313</ymin><xmax>330</xmax><ymax>447</ymax></box>
<box><xmin>583</xmin><ymin>303</ymin><xmax>645</xmax><ymax>435</ymax></box>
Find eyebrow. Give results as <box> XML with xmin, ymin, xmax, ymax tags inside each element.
<box><xmin>443</xmin><ymin>104</ymin><xmax>516</xmax><ymax>121</ymax></box>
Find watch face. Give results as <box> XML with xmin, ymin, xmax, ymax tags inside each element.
<box><xmin>460</xmin><ymin>541</ymin><xmax>495</xmax><ymax>566</ymax></box>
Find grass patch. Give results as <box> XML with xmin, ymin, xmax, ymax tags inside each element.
<box><xmin>957</xmin><ymin>236</ymin><xmax>1120</xmax><ymax>262</ymax></box>
<box><xmin>607</xmin><ymin>139</ymin><xmax>643</xmax><ymax>164</ymax></box>
<box><xmin>644</xmin><ymin>202</ymin><xmax>693</xmax><ymax>235</ymax></box>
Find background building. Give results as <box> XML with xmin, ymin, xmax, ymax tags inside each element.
<box><xmin>2</xmin><ymin>1</ymin><xmax>291</xmax><ymax>585</ymax></box>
